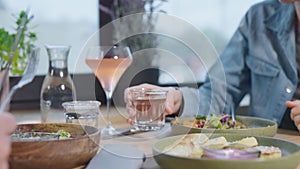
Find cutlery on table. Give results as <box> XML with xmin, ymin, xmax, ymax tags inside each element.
<box><xmin>231</xmin><ymin>103</ymin><xmax>236</xmax><ymax>128</ymax></box>
<box><xmin>0</xmin><ymin>9</ymin><xmax>29</xmax><ymax>99</ymax></box>
<box><xmin>0</xmin><ymin>47</ymin><xmax>39</xmax><ymax>112</ymax></box>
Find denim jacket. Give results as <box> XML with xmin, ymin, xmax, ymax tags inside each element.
<box><xmin>181</xmin><ymin>0</ymin><xmax>297</xmax><ymax>124</ymax></box>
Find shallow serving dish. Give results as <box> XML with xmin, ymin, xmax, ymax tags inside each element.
<box><xmin>9</xmin><ymin>123</ymin><xmax>100</xmax><ymax>169</ymax></box>
<box><xmin>171</xmin><ymin>115</ymin><xmax>277</xmax><ymax>137</ymax></box>
<box><xmin>153</xmin><ymin>134</ymin><xmax>300</xmax><ymax>169</ymax></box>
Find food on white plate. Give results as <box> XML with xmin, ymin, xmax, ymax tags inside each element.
<box><xmin>164</xmin><ymin>134</ymin><xmax>282</xmax><ymax>160</ymax></box>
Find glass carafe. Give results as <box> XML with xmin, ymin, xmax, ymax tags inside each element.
<box><xmin>40</xmin><ymin>45</ymin><xmax>76</xmax><ymax>123</ymax></box>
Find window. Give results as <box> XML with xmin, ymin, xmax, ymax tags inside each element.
<box><xmin>0</xmin><ymin>0</ymin><xmax>99</xmax><ymax>75</ymax></box>
<box><xmin>0</xmin><ymin>0</ymin><xmax>263</xmax><ymax>109</ymax></box>
<box><xmin>0</xmin><ymin>0</ymin><xmax>99</xmax><ymax>109</ymax></box>
<box><xmin>99</xmin><ymin>0</ymin><xmax>263</xmax><ymax>85</ymax></box>
<box><xmin>156</xmin><ymin>0</ymin><xmax>263</xmax><ymax>84</ymax></box>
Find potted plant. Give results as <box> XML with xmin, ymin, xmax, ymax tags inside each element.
<box><xmin>0</xmin><ymin>10</ymin><xmax>36</xmax><ymax>75</ymax></box>
<box><xmin>0</xmin><ymin>10</ymin><xmax>36</xmax><ymax>110</ymax></box>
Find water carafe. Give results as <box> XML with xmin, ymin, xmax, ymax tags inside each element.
<box><xmin>40</xmin><ymin>45</ymin><xmax>76</xmax><ymax>123</ymax></box>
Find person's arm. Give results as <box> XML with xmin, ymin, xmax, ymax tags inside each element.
<box><xmin>195</xmin><ymin>9</ymin><xmax>252</xmax><ymax>117</ymax></box>
<box><xmin>0</xmin><ymin>112</ymin><xmax>16</xmax><ymax>169</ymax></box>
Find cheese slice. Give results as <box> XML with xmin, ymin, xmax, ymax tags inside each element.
<box><xmin>165</xmin><ymin>134</ymin><xmax>209</xmax><ymax>158</ymax></box>
<box><xmin>255</xmin><ymin>146</ymin><xmax>282</xmax><ymax>159</ymax></box>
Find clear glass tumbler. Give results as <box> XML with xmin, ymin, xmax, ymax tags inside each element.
<box><xmin>129</xmin><ymin>88</ymin><xmax>168</xmax><ymax>131</ymax></box>
<box><xmin>62</xmin><ymin>101</ymin><xmax>101</xmax><ymax>127</ymax></box>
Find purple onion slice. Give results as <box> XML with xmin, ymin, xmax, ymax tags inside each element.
<box><xmin>203</xmin><ymin>148</ymin><xmax>260</xmax><ymax>160</ymax></box>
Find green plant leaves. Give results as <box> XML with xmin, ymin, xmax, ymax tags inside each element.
<box><xmin>0</xmin><ymin>10</ymin><xmax>36</xmax><ymax>75</ymax></box>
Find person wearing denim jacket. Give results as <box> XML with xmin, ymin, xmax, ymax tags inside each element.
<box><xmin>125</xmin><ymin>0</ymin><xmax>300</xmax><ymax>131</ymax></box>
<box><xmin>181</xmin><ymin>0</ymin><xmax>300</xmax><ymax>131</ymax></box>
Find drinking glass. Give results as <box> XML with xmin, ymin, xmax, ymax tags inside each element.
<box><xmin>129</xmin><ymin>88</ymin><xmax>168</xmax><ymax>131</ymax></box>
<box><xmin>62</xmin><ymin>100</ymin><xmax>101</xmax><ymax>128</ymax></box>
<box><xmin>85</xmin><ymin>45</ymin><xmax>133</xmax><ymax>136</ymax></box>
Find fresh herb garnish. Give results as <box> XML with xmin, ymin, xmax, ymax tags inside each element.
<box><xmin>195</xmin><ymin>115</ymin><xmax>206</xmax><ymax>120</ymax></box>
<box><xmin>56</xmin><ymin>130</ymin><xmax>71</xmax><ymax>138</ymax></box>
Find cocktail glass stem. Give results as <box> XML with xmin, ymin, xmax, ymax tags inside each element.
<box><xmin>101</xmin><ymin>89</ymin><xmax>116</xmax><ymax>135</ymax></box>
<box><xmin>105</xmin><ymin>90</ymin><xmax>112</xmax><ymax>126</ymax></box>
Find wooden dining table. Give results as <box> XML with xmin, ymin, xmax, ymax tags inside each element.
<box><xmin>11</xmin><ymin>108</ymin><xmax>300</xmax><ymax>169</ymax></box>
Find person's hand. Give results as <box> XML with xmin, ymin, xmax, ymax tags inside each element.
<box><xmin>286</xmin><ymin>100</ymin><xmax>300</xmax><ymax>132</ymax></box>
<box><xmin>124</xmin><ymin>83</ymin><xmax>183</xmax><ymax>124</ymax></box>
<box><xmin>0</xmin><ymin>112</ymin><xmax>16</xmax><ymax>169</ymax></box>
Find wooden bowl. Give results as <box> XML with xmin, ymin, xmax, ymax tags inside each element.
<box><xmin>9</xmin><ymin>123</ymin><xmax>100</xmax><ymax>169</ymax></box>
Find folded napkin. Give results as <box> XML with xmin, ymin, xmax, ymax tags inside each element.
<box><xmin>86</xmin><ymin>144</ymin><xmax>145</xmax><ymax>169</ymax></box>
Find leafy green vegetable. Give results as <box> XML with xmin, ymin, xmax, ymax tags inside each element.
<box><xmin>56</xmin><ymin>130</ymin><xmax>71</xmax><ymax>138</ymax></box>
<box><xmin>0</xmin><ymin>10</ymin><xmax>36</xmax><ymax>75</ymax></box>
<box><xmin>195</xmin><ymin>115</ymin><xmax>206</xmax><ymax>120</ymax></box>
<box><xmin>192</xmin><ymin>114</ymin><xmax>247</xmax><ymax>129</ymax></box>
